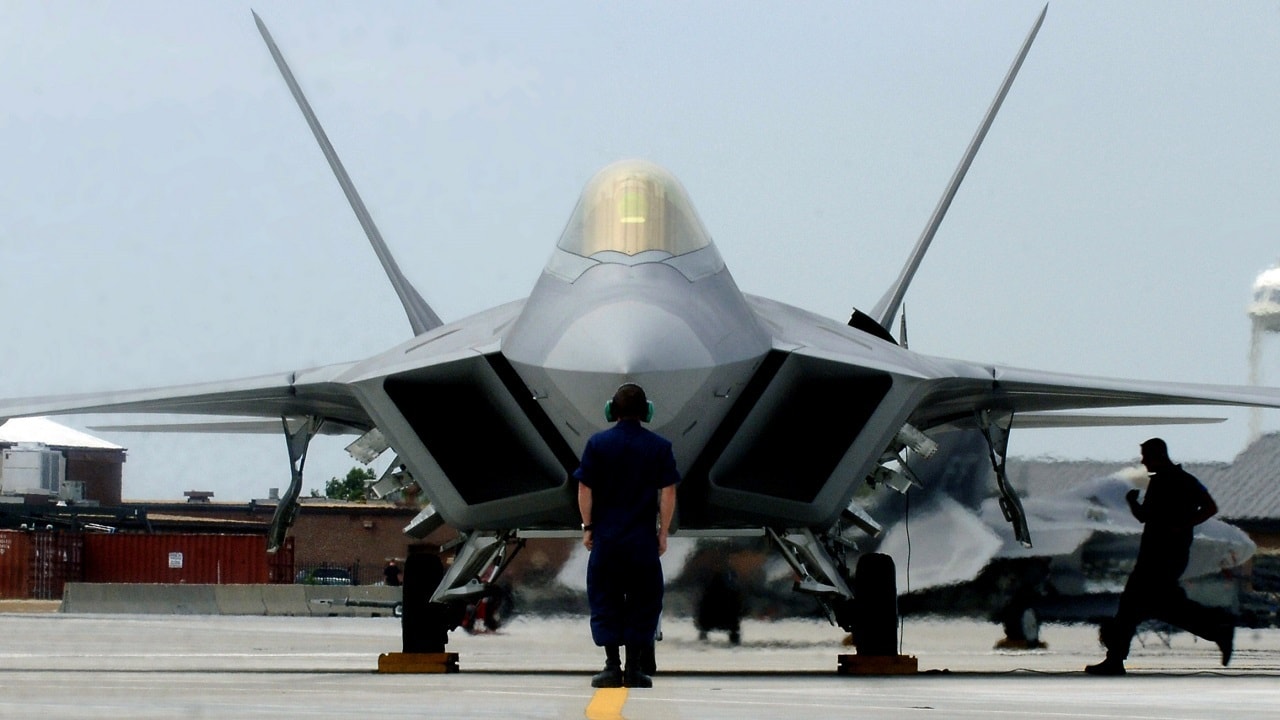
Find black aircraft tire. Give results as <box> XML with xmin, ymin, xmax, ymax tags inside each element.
<box><xmin>1002</xmin><ymin>606</ymin><xmax>1040</xmax><ymax>644</ymax></box>
<box><xmin>402</xmin><ymin>552</ymin><xmax>448</xmax><ymax>653</ymax></box>
<box><xmin>853</xmin><ymin>552</ymin><xmax>899</xmax><ymax>656</ymax></box>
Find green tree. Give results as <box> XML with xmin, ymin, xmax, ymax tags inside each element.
<box><xmin>324</xmin><ymin>467</ymin><xmax>376</xmax><ymax>502</ymax></box>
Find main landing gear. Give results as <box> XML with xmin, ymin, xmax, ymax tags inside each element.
<box><xmin>379</xmin><ymin>550</ymin><xmax>460</xmax><ymax>673</ymax></box>
<box><xmin>268</xmin><ymin>416</ymin><xmax>325</xmax><ymax>552</ymax></box>
<box><xmin>766</xmin><ymin>527</ymin><xmax>916</xmax><ymax>674</ymax></box>
<box><xmin>379</xmin><ymin>528</ymin><xmax>527</xmax><ymax>673</ymax></box>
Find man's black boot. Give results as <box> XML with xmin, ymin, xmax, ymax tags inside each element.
<box><xmin>624</xmin><ymin>644</ymin><xmax>653</xmax><ymax>688</ymax></box>
<box><xmin>591</xmin><ymin>659</ymin><xmax>623</xmax><ymax>688</ymax></box>
<box><xmin>1088</xmin><ymin>621</ymin><xmax>1126</xmax><ymax>675</ymax></box>
<box><xmin>624</xmin><ymin>667</ymin><xmax>653</xmax><ymax>688</ymax></box>
<box><xmin>1084</xmin><ymin>657</ymin><xmax>1125</xmax><ymax>676</ymax></box>
<box><xmin>1218</xmin><ymin>623</ymin><xmax>1235</xmax><ymax>667</ymax></box>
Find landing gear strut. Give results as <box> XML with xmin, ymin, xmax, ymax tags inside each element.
<box><xmin>766</xmin><ymin>528</ymin><xmax>910</xmax><ymax>670</ymax></box>
<box><xmin>268</xmin><ymin>416</ymin><xmax>324</xmax><ymax>552</ymax></box>
<box><xmin>978</xmin><ymin>409</ymin><xmax>1032</xmax><ymax>548</ymax></box>
<box><xmin>394</xmin><ymin>531</ymin><xmax>525</xmax><ymax>658</ymax></box>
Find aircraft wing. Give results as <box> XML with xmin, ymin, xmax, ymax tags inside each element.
<box><xmin>906</xmin><ymin>364</ymin><xmax>1280</xmax><ymax>431</ymax></box>
<box><xmin>1008</xmin><ymin>413</ymin><xmax>1225</xmax><ymax>429</ymax></box>
<box><xmin>0</xmin><ymin>299</ymin><xmax>530</xmax><ymax>431</ymax></box>
<box><xmin>84</xmin><ymin>420</ymin><xmax>365</xmax><ymax>436</ymax></box>
<box><xmin>750</xmin><ymin>295</ymin><xmax>1280</xmax><ymax>431</ymax></box>
<box><xmin>0</xmin><ymin>362</ymin><xmax>372</xmax><ymax>433</ymax></box>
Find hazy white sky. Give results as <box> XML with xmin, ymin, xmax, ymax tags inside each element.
<box><xmin>2</xmin><ymin>1</ymin><xmax>1279</xmax><ymax>501</ymax></box>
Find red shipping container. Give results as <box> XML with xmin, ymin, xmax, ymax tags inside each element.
<box><xmin>268</xmin><ymin>536</ymin><xmax>295</xmax><ymax>584</ymax></box>
<box><xmin>0</xmin><ymin>531</ymin><xmax>33</xmax><ymax>598</ymax></box>
<box><xmin>29</xmin><ymin>531</ymin><xmax>82</xmax><ymax>599</ymax></box>
<box><xmin>0</xmin><ymin>531</ymin><xmax>84</xmax><ymax>599</ymax></box>
<box><xmin>83</xmin><ymin>534</ymin><xmax>272</xmax><ymax>585</ymax></box>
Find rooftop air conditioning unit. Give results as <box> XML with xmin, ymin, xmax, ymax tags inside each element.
<box><xmin>1</xmin><ymin>444</ymin><xmax>65</xmax><ymax>496</ymax></box>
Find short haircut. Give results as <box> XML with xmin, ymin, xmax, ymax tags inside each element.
<box><xmin>1140</xmin><ymin>437</ymin><xmax>1170</xmax><ymax>461</ymax></box>
<box><xmin>612</xmin><ymin>383</ymin><xmax>648</xmax><ymax>419</ymax></box>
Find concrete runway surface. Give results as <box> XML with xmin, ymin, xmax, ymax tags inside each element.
<box><xmin>1</xmin><ymin>608</ymin><xmax>1279</xmax><ymax>719</ymax></box>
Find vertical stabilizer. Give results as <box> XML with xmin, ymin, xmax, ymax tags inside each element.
<box><xmin>870</xmin><ymin>5</ymin><xmax>1047</xmax><ymax>332</ymax></box>
<box><xmin>253</xmin><ymin>11</ymin><xmax>442</xmax><ymax>336</ymax></box>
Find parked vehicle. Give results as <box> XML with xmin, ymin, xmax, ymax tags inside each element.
<box><xmin>296</xmin><ymin>567</ymin><xmax>354</xmax><ymax>586</ymax></box>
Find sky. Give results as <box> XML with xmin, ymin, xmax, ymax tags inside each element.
<box><xmin>2</xmin><ymin>1</ymin><xmax>1279</xmax><ymax>502</ymax></box>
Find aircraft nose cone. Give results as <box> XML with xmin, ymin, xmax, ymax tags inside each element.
<box><xmin>544</xmin><ymin>300</ymin><xmax>714</xmax><ymax>373</ymax></box>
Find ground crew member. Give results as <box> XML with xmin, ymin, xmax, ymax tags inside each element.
<box><xmin>1085</xmin><ymin>438</ymin><xmax>1235</xmax><ymax>675</ymax></box>
<box><xmin>383</xmin><ymin>559</ymin><xmax>401</xmax><ymax>587</ymax></box>
<box><xmin>575</xmin><ymin>383</ymin><xmax>679</xmax><ymax>688</ymax></box>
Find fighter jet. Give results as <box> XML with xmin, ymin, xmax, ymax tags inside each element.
<box><xmin>4</xmin><ymin>7</ymin><xmax>1280</xmax><ymax>653</ymax></box>
<box><xmin>872</xmin><ymin>432</ymin><xmax>1255</xmax><ymax>645</ymax></box>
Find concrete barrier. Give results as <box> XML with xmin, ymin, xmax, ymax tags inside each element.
<box><xmin>59</xmin><ymin>583</ymin><xmax>402</xmax><ymax>616</ymax></box>
<box><xmin>213</xmin><ymin>585</ymin><xmax>269</xmax><ymax>616</ymax></box>
<box><xmin>61</xmin><ymin>583</ymin><xmax>218</xmax><ymax>614</ymax></box>
<box><xmin>259</xmin><ymin>585</ymin><xmax>312</xmax><ymax>616</ymax></box>
<box><xmin>348</xmin><ymin>586</ymin><xmax>402</xmax><ymax>604</ymax></box>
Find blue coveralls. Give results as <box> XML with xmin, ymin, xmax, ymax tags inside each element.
<box><xmin>574</xmin><ymin>419</ymin><xmax>680</xmax><ymax>648</ymax></box>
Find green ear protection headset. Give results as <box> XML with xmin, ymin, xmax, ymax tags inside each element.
<box><xmin>604</xmin><ymin>384</ymin><xmax>655</xmax><ymax>423</ymax></box>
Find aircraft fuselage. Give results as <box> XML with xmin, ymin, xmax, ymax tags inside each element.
<box><xmin>343</xmin><ymin>161</ymin><xmax>945</xmax><ymax>532</ymax></box>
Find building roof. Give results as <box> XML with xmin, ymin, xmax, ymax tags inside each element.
<box><xmin>0</xmin><ymin>417</ymin><xmax>123</xmax><ymax>451</ymax></box>
<box><xmin>1202</xmin><ymin>433</ymin><xmax>1280</xmax><ymax>522</ymax></box>
<box><xmin>1008</xmin><ymin>437</ymin><xmax>1277</xmax><ymax>523</ymax></box>
<box><xmin>1008</xmin><ymin>458</ymin><xmax>1132</xmax><ymax>498</ymax></box>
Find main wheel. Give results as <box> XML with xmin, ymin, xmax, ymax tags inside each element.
<box><xmin>1002</xmin><ymin>606</ymin><xmax>1040</xmax><ymax>644</ymax></box>
<box><xmin>401</xmin><ymin>551</ymin><xmax>449</xmax><ymax>653</ymax></box>
<box><xmin>852</xmin><ymin>552</ymin><xmax>898</xmax><ymax>656</ymax></box>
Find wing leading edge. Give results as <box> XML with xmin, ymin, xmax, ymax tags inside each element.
<box><xmin>0</xmin><ymin>362</ymin><xmax>371</xmax><ymax>432</ymax></box>
<box><xmin>908</xmin><ymin>364</ymin><xmax>1280</xmax><ymax>432</ymax></box>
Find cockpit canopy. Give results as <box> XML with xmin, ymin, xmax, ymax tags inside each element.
<box><xmin>546</xmin><ymin>160</ymin><xmax>724</xmax><ymax>283</ymax></box>
<box><xmin>557</xmin><ymin>160</ymin><xmax>713</xmax><ymax>258</ymax></box>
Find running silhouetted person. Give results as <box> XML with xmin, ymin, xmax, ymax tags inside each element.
<box><xmin>1085</xmin><ymin>438</ymin><xmax>1235</xmax><ymax>675</ymax></box>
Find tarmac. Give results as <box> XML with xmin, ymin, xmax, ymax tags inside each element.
<box><xmin>1</xmin><ymin>603</ymin><xmax>1279</xmax><ymax>719</ymax></box>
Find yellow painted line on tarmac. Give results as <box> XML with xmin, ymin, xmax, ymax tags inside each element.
<box><xmin>585</xmin><ymin>687</ymin><xmax>628</xmax><ymax>719</ymax></box>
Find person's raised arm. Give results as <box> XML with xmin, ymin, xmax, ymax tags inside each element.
<box><xmin>1126</xmin><ymin>488</ymin><xmax>1147</xmax><ymax>523</ymax></box>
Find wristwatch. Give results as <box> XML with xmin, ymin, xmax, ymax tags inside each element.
<box><xmin>581</xmin><ymin>523</ymin><xmax>594</xmax><ymax>531</ymax></box>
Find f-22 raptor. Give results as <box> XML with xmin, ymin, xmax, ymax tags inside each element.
<box><xmin>3</xmin><ymin>7</ymin><xmax>1277</xmax><ymax>652</ymax></box>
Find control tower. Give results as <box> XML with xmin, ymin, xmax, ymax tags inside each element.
<box><xmin>1247</xmin><ymin>265</ymin><xmax>1280</xmax><ymax>440</ymax></box>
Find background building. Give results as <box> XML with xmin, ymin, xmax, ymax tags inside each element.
<box><xmin>0</xmin><ymin>417</ymin><xmax>124</xmax><ymax>506</ymax></box>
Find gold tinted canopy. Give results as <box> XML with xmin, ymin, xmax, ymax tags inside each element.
<box><xmin>557</xmin><ymin>160</ymin><xmax>713</xmax><ymax>258</ymax></box>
